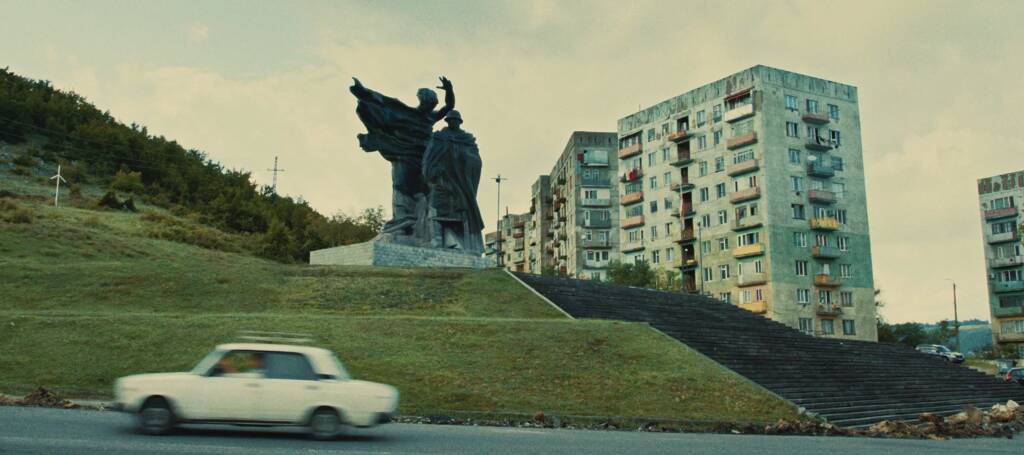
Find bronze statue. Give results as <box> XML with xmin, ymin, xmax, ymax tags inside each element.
<box><xmin>422</xmin><ymin>110</ymin><xmax>484</xmax><ymax>253</ymax></box>
<box><xmin>349</xmin><ymin>77</ymin><xmax>484</xmax><ymax>255</ymax></box>
<box><xmin>350</xmin><ymin>76</ymin><xmax>454</xmax><ymax>244</ymax></box>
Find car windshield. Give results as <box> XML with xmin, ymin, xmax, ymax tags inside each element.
<box><xmin>935</xmin><ymin>346</ymin><xmax>950</xmax><ymax>353</ymax></box>
<box><xmin>331</xmin><ymin>353</ymin><xmax>352</xmax><ymax>380</ymax></box>
<box><xmin>190</xmin><ymin>349</ymin><xmax>226</xmax><ymax>374</ymax></box>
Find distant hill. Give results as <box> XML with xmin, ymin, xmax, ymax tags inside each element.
<box><xmin>922</xmin><ymin>321</ymin><xmax>993</xmax><ymax>355</ymax></box>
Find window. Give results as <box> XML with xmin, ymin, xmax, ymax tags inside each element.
<box><xmin>792</xmin><ymin>204</ymin><xmax>806</xmax><ymax>220</ymax></box>
<box><xmin>648</xmin><ymin>152</ymin><xmax>656</xmax><ymax>167</ymax></box>
<box><xmin>701</xmin><ymin>240</ymin><xmax>711</xmax><ymax>254</ymax></box>
<box><xmin>795</xmin><ymin>260</ymin><xmax>808</xmax><ymax>276</ymax></box>
<box><xmin>791</xmin><ymin>176</ymin><xmax>804</xmax><ymax>192</ymax></box>
<box><xmin>719</xmin><ymin>264</ymin><xmax>730</xmax><ymax>280</ymax></box>
<box><xmin>265</xmin><ymin>352</ymin><xmax>318</xmax><ymax>381</ymax></box>
<box><xmin>713</xmin><ymin>130</ymin><xmax>722</xmax><ymax>145</ymax></box>
<box><xmin>584</xmin><ymin>189</ymin><xmax>598</xmax><ymax>199</ymax></box>
<box><xmin>754</xmin><ymin>259</ymin><xmax>764</xmax><ymax>273</ymax></box>
<box><xmin>701</xmin><ymin>214</ymin><xmax>712</xmax><ymax>227</ymax></box>
<box><xmin>649</xmin><ymin>201</ymin><xmax>658</xmax><ymax>213</ymax></box>
<box><xmin>785</xmin><ymin>95</ymin><xmax>798</xmax><ymax>110</ymax></box>
<box><xmin>720</xmin><ymin>292</ymin><xmax>732</xmax><ymax>304</ymax></box>
<box><xmin>815</xmin><ymin>233</ymin><xmax>829</xmax><ymax>247</ymax></box>
<box><xmin>828</xmin><ymin>104</ymin><xmax>839</xmax><ymax>120</ymax></box>
<box><xmin>840</xmin><ymin>264</ymin><xmax>852</xmax><ymax>278</ymax></box>
<box><xmin>788</xmin><ymin>149</ymin><xmax>801</xmax><ymax>164</ymax></box>
<box><xmin>837</xmin><ymin>236</ymin><xmax>849</xmax><ymax>251</ymax></box>
<box><xmin>830</xmin><ymin>130</ymin><xmax>841</xmax><ymax>147</ymax></box>
<box><xmin>786</xmin><ymin>122</ymin><xmax>799</xmax><ymax>137</ymax></box>
<box><xmin>836</xmin><ymin>209</ymin><xmax>848</xmax><ymax>224</ymax></box>
<box><xmin>628</xmin><ymin>229</ymin><xmax>643</xmax><ymax>242</ymax></box>
<box><xmin>661</xmin><ymin>123</ymin><xmax>670</xmax><ymax>135</ymax></box>
<box><xmin>793</xmin><ymin>232</ymin><xmax>807</xmax><ymax>247</ymax></box>
<box><xmin>662</xmin><ymin>147</ymin><xmax>670</xmax><ymax>162</ymax></box>
<box><xmin>734</xmin><ymin>149</ymin><xmax>755</xmax><ymax>163</ymax></box>
<box><xmin>649</xmin><ymin>176</ymin><xmax>657</xmax><ymax>189</ymax></box>
<box><xmin>663</xmin><ymin>171</ymin><xmax>672</xmax><ymax>186</ymax></box>
<box><xmin>664</xmin><ymin>197</ymin><xmax>673</xmax><ymax>209</ymax></box>
<box><xmin>732</xmin><ymin>119</ymin><xmax>753</xmax><ymax>137</ymax></box>
<box><xmin>841</xmin><ymin>291</ymin><xmax>853</xmax><ymax>307</ymax></box>
<box><xmin>799</xmin><ymin>317</ymin><xmax>813</xmax><ymax>334</ymax></box>
<box><xmin>699</xmin><ymin>161</ymin><xmax>708</xmax><ymax>176</ymax></box>
<box><xmin>821</xmin><ymin>319</ymin><xmax>835</xmax><ymax>335</ymax></box>
<box><xmin>797</xmin><ymin>289</ymin><xmax>810</xmax><ymax>304</ymax></box>
<box><xmin>713</xmin><ymin>156</ymin><xmax>724</xmax><ymax>172</ymax></box>
<box><xmin>737</xmin><ymin>231</ymin><xmax>759</xmax><ymax>246</ymax></box>
<box><xmin>806</xmin><ymin>125</ymin><xmax>820</xmax><ymax>140</ymax></box>
<box><xmin>991</xmin><ymin>196</ymin><xmax>1016</xmax><ymax>210</ymax></box>
<box><xmin>718</xmin><ymin>210</ymin><xmax>728</xmax><ymax>225</ymax></box>
<box><xmin>716</xmin><ymin>183</ymin><xmax>727</xmax><ymax>198</ymax></box>
<box><xmin>587</xmin><ymin>251</ymin><xmax>595</xmax><ymax>261</ymax></box>
<box><xmin>647</xmin><ymin>128</ymin><xmax>656</xmax><ymax>142</ymax></box>
<box><xmin>697</xmin><ymin>135</ymin><xmax>708</xmax><ymax>150</ymax></box>
<box><xmin>819</xmin><ymin>290</ymin><xmax>833</xmax><ymax>305</ymax></box>
<box><xmin>719</xmin><ymin>237</ymin><xmax>730</xmax><ymax>250</ymax></box>
<box><xmin>712</xmin><ymin>104</ymin><xmax>722</xmax><ymax>122</ymax></box>
<box><xmin>992</xmin><ymin>220</ymin><xmax>1016</xmax><ymax>234</ymax></box>
<box><xmin>806</xmin><ymin>99</ymin><xmax>819</xmax><ymax>113</ymax></box>
<box><xmin>666</xmin><ymin>247</ymin><xmax>674</xmax><ymax>260</ymax></box>
<box><xmin>696</xmin><ymin>110</ymin><xmax>706</xmax><ymax>127</ymax></box>
<box><xmin>665</xmin><ymin>222</ymin><xmax>673</xmax><ymax>234</ymax></box>
<box><xmin>831</xmin><ymin>156</ymin><xmax>844</xmax><ymax>171</ymax></box>
<box><xmin>703</xmin><ymin>267</ymin><xmax>713</xmax><ymax>282</ymax></box>
<box><xmin>651</xmin><ymin>250</ymin><xmax>661</xmax><ymax>264</ymax></box>
<box><xmin>832</xmin><ymin>182</ymin><xmax>846</xmax><ymax>199</ymax></box>
<box><xmin>842</xmin><ymin>320</ymin><xmax>856</xmax><ymax>335</ymax></box>
<box><xmin>699</xmin><ymin>187</ymin><xmax>709</xmax><ymax>202</ymax></box>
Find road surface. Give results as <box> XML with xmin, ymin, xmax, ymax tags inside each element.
<box><xmin>1</xmin><ymin>406</ymin><xmax>1022</xmax><ymax>454</ymax></box>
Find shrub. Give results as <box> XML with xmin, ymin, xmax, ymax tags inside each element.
<box><xmin>109</xmin><ymin>169</ymin><xmax>144</xmax><ymax>194</ymax></box>
<box><xmin>141</xmin><ymin>209</ymin><xmax>241</xmax><ymax>253</ymax></box>
<box><xmin>68</xmin><ymin>184</ymin><xmax>83</xmax><ymax>199</ymax></box>
<box><xmin>10</xmin><ymin>166</ymin><xmax>31</xmax><ymax>176</ymax></box>
<box><xmin>11</xmin><ymin>152</ymin><xmax>35</xmax><ymax>167</ymax></box>
<box><xmin>0</xmin><ymin>199</ymin><xmax>34</xmax><ymax>224</ymax></box>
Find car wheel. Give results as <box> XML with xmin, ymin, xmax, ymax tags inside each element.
<box><xmin>137</xmin><ymin>397</ymin><xmax>175</xmax><ymax>436</ymax></box>
<box><xmin>309</xmin><ymin>408</ymin><xmax>342</xmax><ymax>440</ymax></box>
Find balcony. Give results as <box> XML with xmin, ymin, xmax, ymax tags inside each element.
<box><xmin>579</xmin><ymin>238</ymin><xmax>611</xmax><ymax>249</ymax></box>
<box><xmin>991</xmin><ymin>256</ymin><xmax>1024</xmax><ymax>268</ymax></box>
<box><xmin>581</xmin><ymin>198</ymin><xmax>611</xmax><ymax>207</ymax></box>
<box><xmin>985</xmin><ymin>207</ymin><xmax>1018</xmax><ymax>220</ymax></box>
<box><xmin>620</xmin><ymin>168</ymin><xmax>643</xmax><ymax>182</ymax></box>
<box><xmin>671</xmin><ymin>180</ymin><xmax>695</xmax><ymax>192</ymax></box>
<box><xmin>726</xmin><ymin>132</ymin><xmax>758</xmax><ymax>150</ymax></box>
<box><xmin>807</xmin><ymin>162</ymin><xmax>835</xmax><ymax>177</ymax></box>
<box><xmin>739</xmin><ymin>301</ymin><xmax>768</xmax><ymax>314</ymax></box>
<box><xmin>512</xmin><ymin>231</ymin><xmax>524</xmax><ymax>239</ymax></box>
<box><xmin>583</xmin><ymin>217</ymin><xmax>611</xmax><ymax>229</ymax></box>
<box><xmin>812</xmin><ymin>245</ymin><xmax>841</xmax><ymax>259</ymax></box>
<box><xmin>620</xmin><ymin>192</ymin><xmax>643</xmax><ymax>206</ymax></box>
<box><xmin>810</xmin><ymin>217</ymin><xmax>840</xmax><ymax>231</ymax></box>
<box><xmin>805</xmin><ymin>136</ymin><xmax>832</xmax><ymax>151</ymax></box>
<box><xmin>670</xmin><ymin>150</ymin><xmax>694</xmax><ymax>167</ymax></box>
<box><xmin>680</xmin><ymin>202</ymin><xmax>695</xmax><ymax>217</ymax></box>
<box><xmin>994</xmin><ymin>281</ymin><xmax>1024</xmax><ymax>293</ymax></box>
<box><xmin>995</xmin><ymin>332</ymin><xmax>1024</xmax><ymax>343</ymax></box>
<box><xmin>729</xmin><ymin>187</ymin><xmax>761</xmax><ymax>203</ymax></box>
<box><xmin>724</xmin><ymin>103</ymin><xmax>755</xmax><ymax>123</ymax></box>
<box><xmin>667</xmin><ymin>129</ymin><xmax>691</xmax><ymax>143</ymax></box>
<box><xmin>808</xmin><ymin>189</ymin><xmax>836</xmax><ymax>204</ymax></box>
<box><xmin>618</xmin><ymin>143</ymin><xmax>642</xmax><ymax>159</ymax></box>
<box><xmin>622</xmin><ymin>215</ymin><xmax>645</xmax><ymax>229</ymax></box>
<box><xmin>802</xmin><ymin>112</ymin><xmax>830</xmax><ymax>124</ymax></box>
<box><xmin>580</xmin><ymin>174</ymin><xmax>611</xmax><ymax>187</ymax></box>
<box><xmin>622</xmin><ymin>238</ymin><xmax>646</xmax><ymax>253</ymax></box>
<box><xmin>738</xmin><ymin>273</ymin><xmax>767</xmax><ymax>287</ymax></box>
<box><xmin>726</xmin><ymin>158</ymin><xmax>759</xmax><ymax>176</ymax></box>
<box><xmin>732</xmin><ymin>215</ymin><xmax>763</xmax><ymax>231</ymax></box>
<box><xmin>816</xmin><ymin>303</ymin><xmax>843</xmax><ymax>316</ymax></box>
<box><xmin>814</xmin><ymin>274</ymin><xmax>841</xmax><ymax>287</ymax></box>
<box><xmin>989</xmin><ymin>230</ymin><xmax>1020</xmax><ymax>244</ymax></box>
<box><xmin>677</xmin><ymin>228</ymin><xmax>696</xmax><ymax>243</ymax></box>
<box><xmin>732</xmin><ymin>243</ymin><xmax>765</xmax><ymax>258</ymax></box>
<box><xmin>514</xmin><ymin>239</ymin><xmax>525</xmax><ymax>251</ymax></box>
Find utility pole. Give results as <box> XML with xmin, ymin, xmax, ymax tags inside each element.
<box><xmin>267</xmin><ymin>156</ymin><xmax>285</xmax><ymax>194</ymax></box>
<box><xmin>49</xmin><ymin>165</ymin><xmax>67</xmax><ymax>207</ymax></box>
<box><xmin>945</xmin><ymin>278</ymin><xmax>961</xmax><ymax>351</ymax></box>
<box><xmin>493</xmin><ymin>175</ymin><xmax>507</xmax><ymax>266</ymax></box>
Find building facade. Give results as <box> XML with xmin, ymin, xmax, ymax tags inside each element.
<box><xmin>977</xmin><ymin>171</ymin><xmax>1024</xmax><ymax>355</ymax></box>
<box><xmin>525</xmin><ymin>175</ymin><xmax>552</xmax><ymax>274</ymax></box>
<box><xmin>616</xmin><ymin>65</ymin><xmax>877</xmax><ymax>341</ymax></box>
<box><xmin>484</xmin><ymin>211</ymin><xmax>530</xmax><ymax>271</ymax></box>
<box><xmin>548</xmin><ymin>132</ymin><xmax>619</xmax><ymax>280</ymax></box>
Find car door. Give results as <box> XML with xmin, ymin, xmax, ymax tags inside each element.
<box><xmin>255</xmin><ymin>352</ymin><xmax>323</xmax><ymax>423</ymax></box>
<box><xmin>196</xmin><ymin>350</ymin><xmax>263</xmax><ymax>421</ymax></box>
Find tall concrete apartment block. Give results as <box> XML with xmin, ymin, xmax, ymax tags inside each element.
<box><xmin>977</xmin><ymin>171</ymin><xmax>1024</xmax><ymax>355</ymax></box>
<box><xmin>484</xmin><ymin>212</ymin><xmax>530</xmax><ymax>271</ymax></box>
<box><xmin>525</xmin><ymin>175</ymin><xmax>552</xmax><ymax>274</ymax></box>
<box><xmin>616</xmin><ymin>65</ymin><xmax>877</xmax><ymax>341</ymax></box>
<box><xmin>547</xmin><ymin>132</ymin><xmax>620</xmax><ymax>280</ymax></box>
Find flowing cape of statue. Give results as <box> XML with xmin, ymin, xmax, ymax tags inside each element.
<box><xmin>423</xmin><ymin>127</ymin><xmax>485</xmax><ymax>251</ymax></box>
<box><xmin>350</xmin><ymin>85</ymin><xmax>433</xmax><ymax>165</ymax></box>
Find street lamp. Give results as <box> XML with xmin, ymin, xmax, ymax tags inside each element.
<box><xmin>945</xmin><ymin>278</ymin><xmax>961</xmax><ymax>351</ymax></box>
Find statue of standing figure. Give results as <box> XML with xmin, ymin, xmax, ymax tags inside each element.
<box><xmin>349</xmin><ymin>77</ymin><xmax>484</xmax><ymax>254</ymax></box>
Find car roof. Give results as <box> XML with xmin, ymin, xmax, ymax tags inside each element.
<box><xmin>215</xmin><ymin>343</ymin><xmax>331</xmax><ymax>356</ymax></box>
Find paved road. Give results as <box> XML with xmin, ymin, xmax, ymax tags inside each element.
<box><xmin>1</xmin><ymin>407</ymin><xmax>1023</xmax><ymax>454</ymax></box>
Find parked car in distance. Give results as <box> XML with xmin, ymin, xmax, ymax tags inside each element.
<box><xmin>113</xmin><ymin>337</ymin><xmax>399</xmax><ymax>440</ymax></box>
<box><xmin>1006</xmin><ymin>368</ymin><xmax>1024</xmax><ymax>386</ymax></box>
<box><xmin>915</xmin><ymin>344</ymin><xmax>965</xmax><ymax>363</ymax></box>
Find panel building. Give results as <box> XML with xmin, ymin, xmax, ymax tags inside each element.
<box><xmin>484</xmin><ymin>211</ymin><xmax>530</xmax><ymax>271</ymax></box>
<box><xmin>977</xmin><ymin>171</ymin><xmax>1024</xmax><ymax>355</ymax></box>
<box><xmin>616</xmin><ymin>65</ymin><xmax>877</xmax><ymax>341</ymax></box>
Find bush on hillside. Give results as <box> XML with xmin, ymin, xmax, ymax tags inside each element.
<box><xmin>109</xmin><ymin>169</ymin><xmax>144</xmax><ymax>194</ymax></box>
<box><xmin>0</xmin><ymin>198</ymin><xmax>34</xmax><ymax>224</ymax></box>
<box><xmin>11</xmin><ymin>152</ymin><xmax>35</xmax><ymax>167</ymax></box>
<box><xmin>140</xmin><ymin>209</ymin><xmax>247</xmax><ymax>253</ymax></box>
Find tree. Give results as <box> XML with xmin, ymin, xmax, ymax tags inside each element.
<box><xmin>109</xmin><ymin>169</ymin><xmax>144</xmax><ymax>194</ymax></box>
<box><xmin>606</xmin><ymin>260</ymin><xmax>656</xmax><ymax>288</ymax></box>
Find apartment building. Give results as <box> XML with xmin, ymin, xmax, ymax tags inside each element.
<box><xmin>484</xmin><ymin>211</ymin><xmax>530</xmax><ymax>271</ymax></box>
<box><xmin>525</xmin><ymin>175</ymin><xmax>552</xmax><ymax>274</ymax></box>
<box><xmin>977</xmin><ymin>170</ymin><xmax>1024</xmax><ymax>355</ymax></box>
<box><xmin>547</xmin><ymin>132</ymin><xmax>619</xmax><ymax>280</ymax></box>
<box><xmin>616</xmin><ymin>65</ymin><xmax>877</xmax><ymax>341</ymax></box>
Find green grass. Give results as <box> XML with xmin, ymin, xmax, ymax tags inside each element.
<box><xmin>0</xmin><ymin>176</ymin><xmax>800</xmax><ymax>424</ymax></box>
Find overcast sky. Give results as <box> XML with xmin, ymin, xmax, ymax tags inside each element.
<box><xmin>3</xmin><ymin>0</ymin><xmax>1022</xmax><ymax>324</ymax></box>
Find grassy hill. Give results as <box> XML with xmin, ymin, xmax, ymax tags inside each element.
<box><xmin>0</xmin><ymin>173</ymin><xmax>800</xmax><ymax>426</ymax></box>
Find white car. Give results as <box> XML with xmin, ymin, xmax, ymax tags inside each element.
<box><xmin>114</xmin><ymin>342</ymin><xmax>399</xmax><ymax>439</ymax></box>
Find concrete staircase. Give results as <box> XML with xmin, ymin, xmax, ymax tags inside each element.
<box><xmin>513</xmin><ymin>273</ymin><xmax>1024</xmax><ymax>427</ymax></box>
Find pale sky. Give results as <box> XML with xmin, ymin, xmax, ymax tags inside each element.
<box><xmin>3</xmin><ymin>0</ymin><xmax>1022</xmax><ymax>324</ymax></box>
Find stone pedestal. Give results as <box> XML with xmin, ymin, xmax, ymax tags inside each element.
<box><xmin>309</xmin><ymin>241</ymin><xmax>494</xmax><ymax>269</ymax></box>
